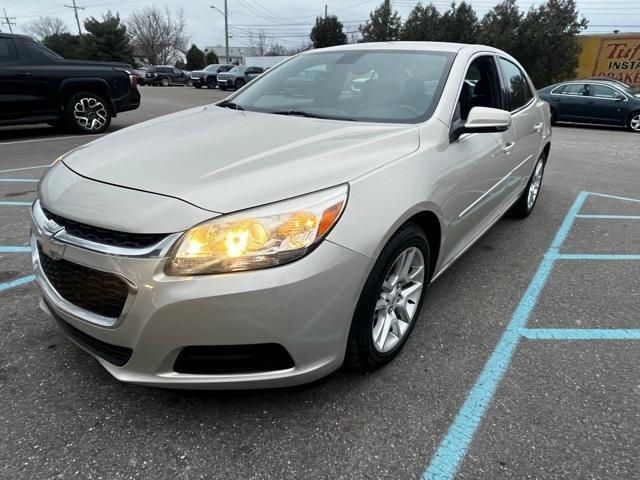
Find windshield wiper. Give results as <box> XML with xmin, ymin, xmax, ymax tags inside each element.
<box><xmin>218</xmin><ymin>100</ymin><xmax>245</xmax><ymax>110</ymax></box>
<box><xmin>270</xmin><ymin>110</ymin><xmax>356</xmax><ymax>121</ymax></box>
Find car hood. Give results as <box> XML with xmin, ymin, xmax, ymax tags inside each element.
<box><xmin>62</xmin><ymin>105</ymin><xmax>420</xmax><ymax>214</ymax></box>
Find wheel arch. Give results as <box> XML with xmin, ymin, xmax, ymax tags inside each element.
<box><xmin>60</xmin><ymin>79</ymin><xmax>114</xmax><ymax>115</ymax></box>
<box><xmin>402</xmin><ymin>210</ymin><xmax>442</xmax><ymax>281</ymax></box>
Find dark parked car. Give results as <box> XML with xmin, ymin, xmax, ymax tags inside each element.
<box><xmin>538</xmin><ymin>80</ymin><xmax>640</xmax><ymax>132</ymax></box>
<box><xmin>145</xmin><ymin>66</ymin><xmax>190</xmax><ymax>86</ymax></box>
<box><xmin>216</xmin><ymin>66</ymin><xmax>264</xmax><ymax>91</ymax></box>
<box><xmin>190</xmin><ymin>64</ymin><xmax>234</xmax><ymax>89</ymax></box>
<box><xmin>0</xmin><ymin>33</ymin><xmax>140</xmax><ymax>134</ymax></box>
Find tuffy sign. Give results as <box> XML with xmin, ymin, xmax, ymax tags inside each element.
<box><xmin>577</xmin><ymin>35</ymin><xmax>640</xmax><ymax>87</ymax></box>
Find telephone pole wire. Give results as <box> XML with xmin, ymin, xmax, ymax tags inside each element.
<box><xmin>64</xmin><ymin>0</ymin><xmax>85</xmax><ymax>35</ymax></box>
<box><xmin>210</xmin><ymin>2</ymin><xmax>229</xmax><ymax>64</ymax></box>
<box><xmin>2</xmin><ymin>8</ymin><xmax>16</xmax><ymax>33</ymax></box>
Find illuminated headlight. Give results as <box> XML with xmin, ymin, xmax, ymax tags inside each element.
<box><xmin>166</xmin><ymin>185</ymin><xmax>348</xmax><ymax>275</ymax></box>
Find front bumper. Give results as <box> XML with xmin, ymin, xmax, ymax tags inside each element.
<box><xmin>31</xmin><ymin>201</ymin><xmax>371</xmax><ymax>389</ymax></box>
<box><xmin>191</xmin><ymin>76</ymin><xmax>205</xmax><ymax>87</ymax></box>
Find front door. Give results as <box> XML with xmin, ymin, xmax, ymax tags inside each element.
<box><xmin>584</xmin><ymin>83</ymin><xmax>627</xmax><ymax>125</ymax></box>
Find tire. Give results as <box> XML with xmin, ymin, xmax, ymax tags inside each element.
<box><xmin>508</xmin><ymin>152</ymin><xmax>546</xmax><ymax>218</ymax></box>
<box><xmin>186</xmin><ymin>79</ymin><xmax>193</xmax><ymax>87</ymax></box>
<box><xmin>206</xmin><ymin>77</ymin><xmax>217</xmax><ymax>89</ymax></box>
<box><xmin>345</xmin><ymin>223</ymin><xmax>430</xmax><ymax>371</ymax></box>
<box><xmin>628</xmin><ymin>112</ymin><xmax>640</xmax><ymax>132</ymax></box>
<box><xmin>235</xmin><ymin>78</ymin><xmax>245</xmax><ymax>90</ymax></box>
<box><xmin>161</xmin><ymin>77</ymin><xmax>170</xmax><ymax>87</ymax></box>
<box><xmin>65</xmin><ymin>92</ymin><xmax>111</xmax><ymax>134</ymax></box>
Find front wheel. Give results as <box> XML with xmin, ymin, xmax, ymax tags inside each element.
<box><xmin>206</xmin><ymin>77</ymin><xmax>217</xmax><ymax>89</ymax></box>
<box><xmin>161</xmin><ymin>77</ymin><xmax>170</xmax><ymax>87</ymax></box>
<box><xmin>65</xmin><ymin>92</ymin><xmax>111</xmax><ymax>134</ymax></box>
<box><xmin>508</xmin><ymin>153</ymin><xmax>546</xmax><ymax>218</ymax></box>
<box><xmin>235</xmin><ymin>78</ymin><xmax>245</xmax><ymax>90</ymax></box>
<box><xmin>345</xmin><ymin>223</ymin><xmax>430</xmax><ymax>371</ymax></box>
<box><xmin>629</xmin><ymin>112</ymin><xmax>640</xmax><ymax>132</ymax></box>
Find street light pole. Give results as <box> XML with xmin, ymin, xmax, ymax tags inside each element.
<box><xmin>210</xmin><ymin>3</ymin><xmax>230</xmax><ymax>64</ymax></box>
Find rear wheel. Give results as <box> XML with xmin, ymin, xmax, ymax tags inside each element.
<box><xmin>65</xmin><ymin>92</ymin><xmax>111</xmax><ymax>134</ymax></box>
<box><xmin>161</xmin><ymin>77</ymin><xmax>170</xmax><ymax>87</ymax></box>
<box><xmin>206</xmin><ymin>77</ymin><xmax>217</xmax><ymax>89</ymax></box>
<box><xmin>345</xmin><ymin>223</ymin><xmax>430</xmax><ymax>371</ymax></box>
<box><xmin>219</xmin><ymin>86</ymin><xmax>227</xmax><ymax>91</ymax></box>
<box><xmin>629</xmin><ymin>112</ymin><xmax>640</xmax><ymax>132</ymax></box>
<box><xmin>508</xmin><ymin>152</ymin><xmax>546</xmax><ymax>218</ymax></box>
<box><xmin>235</xmin><ymin>78</ymin><xmax>245</xmax><ymax>90</ymax></box>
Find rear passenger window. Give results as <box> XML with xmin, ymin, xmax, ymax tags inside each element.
<box><xmin>498</xmin><ymin>58</ymin><xmax>533</xmax><ymax>111</ymax></box>
<box><xmin>560</xmin><ymin>84</ymin><xmax>587</xmax><ymax>96</ymax></box>
<box><xmin>0</xmin><ymin>38</ymin><xmax>18</xmax><ymax>63</ymax></box>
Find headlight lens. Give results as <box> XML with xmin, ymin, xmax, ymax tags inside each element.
<box><xmin>166</xmin><ymin>185</ymin><xmax>348</xmax><ymax>275</ymax></box>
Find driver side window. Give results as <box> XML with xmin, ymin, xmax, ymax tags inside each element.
<box><xmin>455</xmin><ymin>56</ymin><xmax>502</xmax><ymax>122</ymax></box>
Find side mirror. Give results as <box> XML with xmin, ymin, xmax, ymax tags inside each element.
<box><xmin>614</xmin><ymin>93</ymin><xmax>626</xmax><ymax>102</ymax></box>
<box><xmin>450</xmin><ymin>107</ymin><xmax>512</xmax><ymax>142</ymax></box>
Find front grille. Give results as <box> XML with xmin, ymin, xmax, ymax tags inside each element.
<box><xmin>38</xmin><ymin>244</ymin><xmax>129</xmax><ymax>318</ymax></box>
<box><xmin>41</xmin><ymin>207</ymin><xmax>166</xmax><ymax>249</ymax></box>
<box><xmin>174</xmin><ymin>344</ymin><xmax>295</xmax><ymax>375</ymax></box>
<box><xmin>46</xmin><ymin>299</ymin><xmax>133</xmax><ymax>367</ymax></box>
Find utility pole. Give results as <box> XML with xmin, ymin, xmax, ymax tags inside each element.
<box><xmin>1</xmin><ymin>9</ymin><xmax>16</xmax><ymax>33</ymax></box>
<box><xmin>324</xmin><ymin>4</ymin><xmax>328</xmax><ymax>18</ymax></box>
<box><xmin>64</xmin><ymin>0</ymin><xmax>85</xmax><ymax>36</ymax></box>
<box><xmin>210</xmin><ymin>3</ymin><xmax>229</xmax><ymax>64</ymax></box>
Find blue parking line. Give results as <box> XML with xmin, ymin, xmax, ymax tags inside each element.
<box><xmin>522</xmin><ymin>328</ymin><xmax>640</xmax><ymax>340</ymax></box>
<box><xmin>554</xmin><ymin>253</ymin><xmax>640</xmax><ymax>261</ymax></box>
<box><xmin>0</xmin><ymin>201</ymin><xmax>31</xmax><ymax>206</ymax></box>
<box><xmin>576</xmin><ymin>214</ymin><xmax>640</xmax><ymax>220</ymax></box>
<box><xmin>586</xmin><ymin>192</ymin><xmax>640</xmax><ymax>204</ymax></box>
<box><xmin>0</xmin><ymin>246</ymin><xmax>31</xmax><ymax>253</ymax></box>
<box><xmin>0</xmin><ymin>178</ymin><xmax>39</xmax><ymax>183</ymax></box>
<box><xmin>0</xmin><ymin>274</ymin><xmax>35</xmax><ymax>292</ymax></box>
<box><xmin>422</xmin><ymin>191</ymin><xmax>588</xmax><ymax>480</ymax></box>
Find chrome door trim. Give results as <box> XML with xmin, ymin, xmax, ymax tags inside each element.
<box><xmin>458</xmin><ymin>154</ymin><xmax>533</xmax><ymax>219</ymax></box>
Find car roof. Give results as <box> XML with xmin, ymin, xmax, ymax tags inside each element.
<box><xmin>310</xmin><ymin>41</ymin><xmax>501</xmax><ymax>55</ymax></box>
<box><xmin>0</xmin><ymin>33</ymin><xmax>31</xmax><ymax>40</ymax></box>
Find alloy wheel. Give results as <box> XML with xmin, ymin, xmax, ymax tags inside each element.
<box><xmin>73</xmin><ymin>97</ymin><xmax>108</xmax><ymax>132</ymax></box>
<box><xmin>372</xmin><ymin>247</ymin><xmax>425</xmax><ymax>353</ymax></box>
<box><xmin>527</xmin><ymin>158</ymin><xmax>544</xmax><ymax>210</ymax></box>
<box><xmin>630</xmin><ymin>114</ymin><xmax>640</xmax><ymax>132</ymax></box>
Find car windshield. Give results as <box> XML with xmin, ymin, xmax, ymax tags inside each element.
<box><xmin>205</xmin><ymin>64</ymin><xmax>219</xmax><ymax>71</ymax></box>
<box><xmin>224</xmin><ymin>50</ymin><xmax>455</xmax><ymax>123</ymax></box>
<box><xmin>229</xmin><ymin>66</ymin><xmax>247</xmax><ymax>74</ymax></box>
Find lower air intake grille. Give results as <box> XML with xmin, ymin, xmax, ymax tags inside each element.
<box><xmin>174</xmin><ymin>344</ymin><xmax>295</xmax><ymax>374</ymax></box>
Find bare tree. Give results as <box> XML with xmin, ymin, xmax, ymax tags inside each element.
<box><xmin>23</xmin><ymin>16</ymin><xmax>68</xmax><ymax>40</ymax></box>
<box><xmin>127</xmin><ymin>6</ymin><xmax>188</xmax><ymax>65</ymax></box>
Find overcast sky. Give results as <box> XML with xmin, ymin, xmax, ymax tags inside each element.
<box><xmin>6</xmin><ymin>0</ymin><xmax>640</xmax><ymax>50</ymax></box>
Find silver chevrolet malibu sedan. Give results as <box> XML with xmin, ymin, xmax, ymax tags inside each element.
<box><xmin>32</xmin><ymin>42</ymin><xmax>551</xmax><ymax>388</ymax></box>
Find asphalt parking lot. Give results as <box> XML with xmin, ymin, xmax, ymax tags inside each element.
<box><xmin>1</xmin><ymin>86</ymin><xmax>639</xmax><ymax>480</ymax></box>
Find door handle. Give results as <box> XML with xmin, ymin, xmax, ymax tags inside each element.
<box><xmin>503</xmin><ymin>141</ymin><xmax>515</xmax><ymax>154</ymax></box>
<box><xmin>16</xmin><ymin>71</ymin><xmax>32</xmax><ymax>77</ymax></box>
<box><xmin>533</xmin><ymin>122</ymin><xmax>544</xmax><ymax>133</ymax></box>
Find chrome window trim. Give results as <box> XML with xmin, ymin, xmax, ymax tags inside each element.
<box><xmin>496</xmin><ymin>56</ymin><xmax>537</xmax><ymax>114</ymax></box>
<box><xmin>33</xmin><ymin>199</ymin><xmax>182</xmax><ymax>258</ymax></box>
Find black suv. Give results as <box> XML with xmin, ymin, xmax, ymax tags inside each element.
<box><xmin>145</xmin><ymin>66</ymin><xmax>190</xmax><ymax>87</ymax></box>
<box><xmin>0</xmin><ymin>33</ymin><xmax>140</xmax><ymax>134</ymax></box>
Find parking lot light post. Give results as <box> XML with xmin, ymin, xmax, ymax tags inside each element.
<box><xmin>210</xmin><ymin>3</ymin><xmax>230</xmax><ymax>64</ymax></box>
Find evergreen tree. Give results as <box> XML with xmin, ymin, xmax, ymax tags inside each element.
<box><xmin>401</xmin><ymin>3</ymin><xmax>442</xmax><ymax>41</ymax></box>
<box><xmin>478</xmin><ymin>0</ymin><xmax>522</xmax><ymax>53</ymax></box>
<box><xmin>359</xmin><ymin>0</ymin><xmax>402</xmax><ymax>42</ymax></box>
<box><xmin>43</xmin><ymin>33</ymin><xmax>85</xmax><ymax>59</ymax></box>
<box><xmin>310</xmin><ymin>15</ymin><xmax>347</xmax><ymax>49</ymax></box>
<box><xmin>83</xmin><ymin>12</ymin><xmax>134</xmax><ymax>64</ymax></box>
<box><xmin>205</xmin><ymin>50</ymin><xmax>219</xmax><ymax>65</ymax></box>
<box><xmin>186</xmin><ymin>44</ymin><xmax>205</xmax><ymax>70</ymax></box>
<box><xmin>439</xmin><ymin>1</ymin><xmax>478</xmax><ymax>44</ymax></box>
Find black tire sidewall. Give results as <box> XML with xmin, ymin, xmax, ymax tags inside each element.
<box><xmin>65</xmin><ymin>92</ymin><xmax>111</xmax><ymax>134</ymax></box>
<box><xmin>235</xmin><ymin>79</ymin><xmax>245</xmax><ymax>89</ymax></box>
<box><xmin>346</xmin><ymin>224</ymin><xmax>430</xmax><ymax>370</ymax></box>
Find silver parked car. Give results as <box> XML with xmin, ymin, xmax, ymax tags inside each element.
<box><xmin>32</xmin><ymin>42</ymin><xmax>551</xmax><ymax>389</ymax></box>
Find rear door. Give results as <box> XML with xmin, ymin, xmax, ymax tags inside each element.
<box><xmin>554</xmin><ymin>83</ymin><xmax>591</xmax><ymax>120</ymax></box>
<box><xmin>497</xmin><ymin>57</ymin><xmax>543</xmax><ymax>193</ymax></box>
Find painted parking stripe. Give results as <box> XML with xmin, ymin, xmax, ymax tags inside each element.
<box><xmin>422</xmin><ymin>191</ymin><xmax>589</xmax><ymax>480</ymax></box>
<box><xmin>0</xmin><ymin>246</ymin><xmax>31</xmax><ymax>253</ymax></box>
<box><xmin>553</xmin><ymin>253</ymin><xmax>640</xmax><ymax>261</ymax></box>
<box><xmin>522</xmin><ymin>328</ymin><xmax>640</xmax><ymax>340</ymax></box>
<box><xmin>0</xmin><ymin>201</ymin><xmax>31</xmax><ymax>206</ymax></box>
<box><xmin>586</xmin><ymin>192</ymin><xmax>640</xmax><ymax>203</ymax></box>
<box><xmin>0</xmin><ymin>178</ymin><xmax>39</xmax><ymax>183</ymax></box>
<box><xmin>0</xmin><ymin>165</ymin><xmax>50</xmax><ymax>174</ymax></box>
<box><xmin>0</xmin><ymin>274</ymin><xmax>35</xmax><ymax>292</ymax></box>
<box><xmin>576</xmin><ymin>214</ymin><xmax>640</xmax><ymax>220</ymax></box>
<box><xmin>0</xmin><ymin>133</ymin><xmax>103</xmax><ymax>146</ymax></box>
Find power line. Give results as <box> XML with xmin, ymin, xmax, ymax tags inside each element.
<box><xmin>1</xmin><ymin>8</ymin><xmax>16</xmax><ymax>33</ymax></box>
<box><xmin>64</xmin><ymin>0</ymin><xmax>85</xmax><ymax>35</ymax></box>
